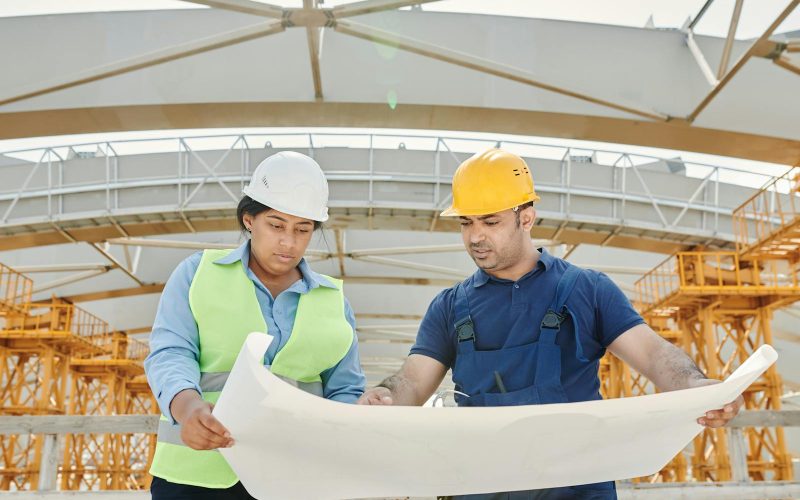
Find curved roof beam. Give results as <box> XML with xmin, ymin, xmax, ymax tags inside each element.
<box><xmin>688</xmin><ymin>0</ymin><xmax>799</xmax><ymax>122</ymax></box>
<box><xmin>1</xmin><ymin>9</ymin><xmax>797</xmax><ymax>162</ymax></box>
<box><xmin>3</xmin><ymin>103</ymin><xmax>796</xmax><ymax>164</ymax></box>
<box><xmin>0</xmin><ymin>21</ymin><xmax>285</xmax><ymax>107</ymax></box>
<box><xmin>334</xmin><ymin>19</ymin><xmax>669</xmax><ymax>122</ymax></box>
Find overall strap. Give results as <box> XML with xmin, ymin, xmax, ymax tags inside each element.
<box><xmin>540</xmin><ymin>264</ymin><xmax>590</xmax><ymax>362</ymax></box>
<box><xmin>540</xmin><ymin>265</ymin><xmax>582</xmax><ymax>336</ymax></box>
<box><xmin>551</xmin><ymin>265</ymin><xmax>582</xmax><ymax>314</ymax></box>
<box><xmin>453</xmin><ymin>282</ymin><xmax>476</xmax><ymax>353</ymax></box>
<box><xmin>533</xmin><ymin>264</ymin><xmax>585</xmax><ymax>396</ymax></box>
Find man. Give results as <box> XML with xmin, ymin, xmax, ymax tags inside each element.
<box><xmin>358</xmin><ymin>149</ymin><xmax>744</xmax><ymax>499</ymax></box>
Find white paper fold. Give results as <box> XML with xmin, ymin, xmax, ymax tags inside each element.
<box><xmin>214</xmin><ymin>333</ymin><xmax>777</xmax><ymax>500</ymax></box>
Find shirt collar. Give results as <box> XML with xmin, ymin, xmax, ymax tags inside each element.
<box><xmin>214</xmin><ymin>241</ymin><xmax>249</xmax><ymax>265</ymax></box>
<box><xmin>472</xmin><ymin>247</ymin><xmax>552</xmax><ymax>288</ymax></box>
<box><xmin>213</xmin><ymin>240</ymin><xmax>337</xmax><ymax>290</ymax></box>
<box><xmin>298</xmin><ymin>258</ymin><xmax>338</xmax><ymax>290</ymax></box>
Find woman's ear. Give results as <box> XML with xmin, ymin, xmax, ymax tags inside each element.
<box><xmin>242</xmin><ymin>212</ymin><xmax>254</xmax><ymax>232</ymax></box>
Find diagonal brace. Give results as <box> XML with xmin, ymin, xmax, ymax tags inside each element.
<box><xmin>335</xmin><ymin>19</ymin><xmax>669</xmax><ymax>121</ymax></box>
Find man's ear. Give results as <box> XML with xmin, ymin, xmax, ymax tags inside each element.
<box><xmin>520</xmin><ymin>206</ymin><xmax>536</xmax><ymax>231</ymax></box>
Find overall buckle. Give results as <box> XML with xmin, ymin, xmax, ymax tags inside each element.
<box><xmin>541</xmin><ymin>309</ymin><xmax>564</xmax><ymax>330</ymax></box>
<box><xmin>455</xmin><ymin>317</ymin><xmax>476</xmax><ymax>342</ymax></box>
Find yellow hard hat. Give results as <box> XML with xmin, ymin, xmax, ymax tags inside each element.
<box><xmin>440</xmin><ymin>149</ymin><xmax>540</xmax><ymax>217</ymax></box>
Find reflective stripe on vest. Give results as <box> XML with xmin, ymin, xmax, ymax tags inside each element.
<box><xmin>149</xmin><ymin>248</ymin><xmax>353</xmax><ymax>488</ymax></box>
<box><xmin>197</xmin><ymin>370</ymin><xmax>324</xmax><ymax>396</ymax></box>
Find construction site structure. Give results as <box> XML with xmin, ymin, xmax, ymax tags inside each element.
<box><xmin>0</xmin><ymin>262</ymin><xmax>156</xmax><ymax>491</ymax></box>
<box><xmin>600</xmin><ymin>167</ymin><xmax>799</xmax><ymax>482</ymax></box>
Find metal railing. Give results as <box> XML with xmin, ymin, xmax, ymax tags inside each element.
<box><xmin>125</xmin><ymin>338</ymin><xmax>149</xmax><ymax>362</ymax></box>
<box><xmin>0</xmin><ymin>132</ymin><xmax>786</xmax><ymax>237</ymax></box>
<box><xmin>635</xmin><ymin>251</ymin><xmax>800</xmax><ymax>309</ymax></box>
<box><xmin>0</xmin><ymin>263</ymin><xmax>33</xmax><ymax>316</ymax></box>
<box><xmin>733</xmin><ymin>166</ymin><xmax>800</xmax><ymax>260</ymax></box>
<box><xmin>1</xmin><ymin>301</ymin><xmax>110</xmax><ymax>355</ymax></box>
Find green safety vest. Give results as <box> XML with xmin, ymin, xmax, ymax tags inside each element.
<box><xmin>149</xmin><ymin>249</ymin><xmax>354</xmax><ymax>488</ymax></box>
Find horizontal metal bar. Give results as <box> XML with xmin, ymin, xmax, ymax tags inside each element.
<box><xmin>618</xmin><ymin>481</ymin><xmax>800</xmax><ymax>499</ymax></box>
<box><xmin>0</xmin><ymin>415</ymin><xmax>159</xmax><ymax>435</ymax></box>
<box><xmin>107</xmin><ymin>236</ymin><xmax>329</xmax><ymax>257</ymax></box>
<box><xmin>3</xmin><ymin>483</ymin><xmax>800</xmax><ymax>499</ymax></box>
<box><xmin>728</xmin><ymin>409</ymin><xmax>800</xmax><ymax>428</ymax></box>
<box><xmin>0</xmin><ymin>410</ymin><xmax>796</xmax><ymax>437</ymax></box>
<box><xmin>0</xmin><ymin>173</ymin><xmax>736</xmax><ymax>219</ymax></box>
<box><xmin>349</xmin><ymin>240</ymin><xmax>553</xmax><ymax>257</ymax></box>
<box><xmin>352</xmin><ymin>255</ymin><xmax>467</xmax><ymax>278</ymax></box>
<box><xmin>0</xmin><ymin>173</ymin><xmax>449</xmax><ymax>201</ymax></box>
<box><xmin>11</xmin><ymin>263</ymin><xmax>110</xmax><ymax>273</ymax></box>
<box><xmin>0</xmin><ymin>132</ymin><xmax>784</xmax><ymax>180</ymax></box>
<box><xmin>1</xmin><ymin>493</ymin><xmax>147</xmax><ymax>499</ymax></box>
<box><xmin>0</xmin><ymin>204</ymin><xmax>737</xmax><ymax>253</ymax></box>
<box><xmin>32</xmin><ymin>269</ymin><xmax>110</xmax><ymax>294</ymax></box>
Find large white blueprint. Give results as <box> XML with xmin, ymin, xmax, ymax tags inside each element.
<box><xmin>213</xmin><ymin>333</ymin><xmax>777</xmax><ymax>500</ymax></box>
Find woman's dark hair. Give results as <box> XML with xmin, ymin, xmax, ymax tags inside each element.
<box><xmin>237</xmin><ymin>196</ymin><xmax>323</xmax><ymax>232</ymax></box>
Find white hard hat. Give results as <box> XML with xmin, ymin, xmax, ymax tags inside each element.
<box><xmin>243</xmin><ymin>152</ymin><xmax>329</xmax><ymax>222</ymax></box>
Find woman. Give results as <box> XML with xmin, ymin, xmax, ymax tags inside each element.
<box><xmin>145</xmin><ymin>151</ymin><xmax>366</xmax><ymax>499</ymax></box>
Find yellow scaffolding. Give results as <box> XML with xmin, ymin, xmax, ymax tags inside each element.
<box><xmin>603</xmin><ymin>167</ymin><xmax>799</xmax><ymax>482</ymax></box>
<box><xmin>61</xmin><ymin>333</ymin><xmax>156</xmax><ymax>491</ymax></box>
<box><xmin>0</xmin><ymin>263</ymin><xmax>156</xmax><ymax>491</ymax></box>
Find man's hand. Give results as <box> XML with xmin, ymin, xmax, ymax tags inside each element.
<box><xmin>171</xmin><ymin>389</ymin><xmax>234</xmax><ymax>450</ymax></box>
<box><xmin>689</xmin><ymin>379</ymin><xmax>745</xmax><ymax>428</ymax></box>
<box><xmin>357</xmin><ymin>386</ymin><xmax>393</xmax><ymax>405</ymax></box>
<box><xmin>357</xmin><ymin>355</ymin><xmax>448</xmax><ymax>406</ymax></box>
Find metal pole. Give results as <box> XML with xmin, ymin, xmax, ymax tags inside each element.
<box><xmin>368</xmin><ymin>134</ymin><xmax>374</xmax><ymax>205</ymax></box>
<box><xmin>434</xmin><ymin>137</ymin><xmax>441</xmax><ymax>207</ymax></box>
<box><xmin>47</xmin><ymin>150</ymin><xmax>52</xmax><ymax>217</ymax></box>
<box><xmin>37</xmin><ymin>434</ymin><xmax>59</xmax><ymax>491</ymax></box>
<box><xmin>718</xmin><ymin>0</ymin><xmax>745</xmax><ymax>79</ymax></box>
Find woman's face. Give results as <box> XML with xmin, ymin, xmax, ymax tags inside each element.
<box><xmin>243</xmin><ymin>209</ymin><xmax>315</xmax><ymax>277</ymax></box>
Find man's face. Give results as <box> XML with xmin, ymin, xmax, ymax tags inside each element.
<box><xmin>459</xmin><ymin>207</ymin><xmax>534</xmax><ymax>272</ymax></box>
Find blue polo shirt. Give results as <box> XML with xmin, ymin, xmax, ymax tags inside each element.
<box><xmin>410</xmin><ymin>248</ymin><xmax>644</xmax><ymax>403</ymax></box>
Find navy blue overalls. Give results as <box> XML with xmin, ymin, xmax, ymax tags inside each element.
<box><xmin>448</xmin><ymin>265</ymin><xmax>616</xmax><ymax>500</ymax></box>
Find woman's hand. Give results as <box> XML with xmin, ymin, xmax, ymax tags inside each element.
<box><xmin>171</xmin><ymin>389</ymin><xmax>235</xmax><ymax>450</ymax></box>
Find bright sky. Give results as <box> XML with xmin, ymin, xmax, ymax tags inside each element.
<box><xmin>0</xmin><ymin>0</ymin><xmax>799</xmax><ymax>39</ymax></box>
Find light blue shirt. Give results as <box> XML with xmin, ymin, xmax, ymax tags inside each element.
<box><xmin>145</xmin><ymin>241</ymin><xmax>366</xmax><ymax>423</ymax></box>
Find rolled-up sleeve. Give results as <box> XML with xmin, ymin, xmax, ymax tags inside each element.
<box><xmin>144</xmin><ymin>252</ymin><xmax>203</xmax><ymax>423</ymax></box>
<box><xmin>320</xmin><ymin>298</ymin><xmax>366</xmax><ymax>403</ymax></box>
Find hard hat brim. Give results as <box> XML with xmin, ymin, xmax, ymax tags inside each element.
<box><xmin>439</xmin><ymin>205</ymin><xmax>461</xmax><ymax>217</ymax></box>
<box><xmin>439</xmin><ymin>194</ymin><xmax>540</xmax><ymax>217</ymax></box>
<box><xmin>242</xmin><ymin>187</ymin><xmax>329</xmax><ymax>222</ymax></box>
